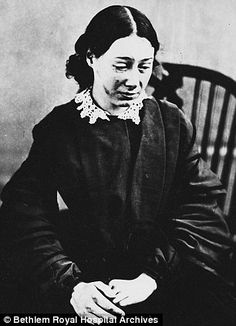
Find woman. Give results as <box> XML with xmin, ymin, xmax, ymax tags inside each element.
<box><xmin>0</xmin><ymin>5</ymin><xmax>235</xmax><ymax>325</ymax></box>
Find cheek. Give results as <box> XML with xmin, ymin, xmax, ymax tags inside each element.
<box><xmin>139</xmin><ymin>74</ymin><xmax>152</xmax><ymax>90</ymax></box>
<box><xmin>104</xmin><ymin>74</ymin><xmax>124</xmax><ymax>90</ymax></box>
<box><xmin>143</xmin><ymin>71</ymin><xmax>152</xmax><ymax>83</ymax></box>
<box><xmin>97</xmin><ymin>66</ymin><xmax>120</xmax><ymax>86</ymax></box>
<box><xmin>104</xmin><ymin>79</ymin><xmax>122</xmax><ymax>96</ymax></box>
<box><xmin>113</xmin><ymin>77</ymin><xmax>124</xmax><ymax>88</ymax></box>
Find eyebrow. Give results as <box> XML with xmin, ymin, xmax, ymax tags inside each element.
<box><xmin>115</xmin><ymin>57</ymin><xmax>153</xmax><ymax>62</ymax></box>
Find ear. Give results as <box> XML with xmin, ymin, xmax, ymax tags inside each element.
<box><xmin>86</xmin><ymin>49</ymin><xmax>95</xmax><ymax>67</ymax></box>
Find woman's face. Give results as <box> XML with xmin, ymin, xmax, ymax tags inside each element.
<box><xmin>88</xmin><ymin>34</ymin><xmax>154</xmax><ymax>109</ymax></box>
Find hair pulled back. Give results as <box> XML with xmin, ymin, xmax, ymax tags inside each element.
<box><xmin>65</xmin><ymin>5</ymin><xmax>160</xmax><ymax>90</ymax></box>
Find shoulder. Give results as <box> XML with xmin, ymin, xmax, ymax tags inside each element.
<box><xmin>145</xmin><ymin>97</ymin><xmax>194</xmax><ymax>134</ymax></box>
<box><xmin>32</xmin><ymin>100</ymin><xmax>78</xmax><ymax>141</ymax></box>
<box><xmin>159</xmin><ymin>98</ymin><xmax>191</xmax><ymax>128</ymax></box>
<box><xmin>144</xmin><ymin>96</ymin><xmax>183</xmax><ymax>121</ymax></box>
<box><xmin>145</xmin><ymin>97</ymin><xmax>195</xmax><ymax>151</ymax></box>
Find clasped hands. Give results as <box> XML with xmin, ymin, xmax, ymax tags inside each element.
<box><xmin>70</xmin><ymin>273</ymin><xmax>157</xmax><ymax>322</ymax></box>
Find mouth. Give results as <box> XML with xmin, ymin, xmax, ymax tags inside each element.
<box><xmin>118</xmin><ymin>92</ymin><xmax>140</xmax><ymax>100</ymax></box>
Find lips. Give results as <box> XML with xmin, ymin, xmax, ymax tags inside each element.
<box><xmin>118</xmin><ymin>92</ymin><xmax>140</xmax><ymax>100</ymax></box>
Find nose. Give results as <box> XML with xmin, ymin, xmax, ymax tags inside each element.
<box><xmin>124</xmin><ymin>68</ymin><xmax>141</xmax><ymax>90</ymax></box>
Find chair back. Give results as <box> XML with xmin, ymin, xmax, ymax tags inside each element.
<box><xmin>150</xmin><ymin>63</ymin><xmax>236</xmax><ymax>230</ymax></box>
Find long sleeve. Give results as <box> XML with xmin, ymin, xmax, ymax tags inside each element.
<box><xmin>127</xmin><ymin>108</ymin><xmax>234</xmax><ymax>287</ymax></box>
<box><xmin>171</xmin><ymin>114</ymin><xmax>232</xmax><ymax>275</ymax></box>
<box><xmin>0</xmin><ymin>118</ymin><xmax>82</xmax><ymax>302</ymax></box>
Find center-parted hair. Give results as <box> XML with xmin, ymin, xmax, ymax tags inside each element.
<box><xmin>66</xmin><ymin>5</ymin><xmax>160</xmax><ymax>90</ymax></box>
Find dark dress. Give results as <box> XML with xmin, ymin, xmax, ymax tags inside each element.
<box><xmin>0</xmin><ymin>97</ymin><xmax>235</xmax><ymax>325</ymax></box>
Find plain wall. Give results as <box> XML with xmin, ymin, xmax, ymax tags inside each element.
<box><xmin>0</xmin><ymin>0</ymin><xmax>236</xmax><ymax>191</ymax></box>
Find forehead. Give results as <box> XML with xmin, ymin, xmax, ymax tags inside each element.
<box><xmin>102</xmin><ymin>35</ymin><xmax>154</xmax><ymax>60</ymax></box>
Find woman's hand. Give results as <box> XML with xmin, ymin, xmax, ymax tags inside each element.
<box><xmin>70</xmin><ymin>281</ymin><xmax>125</xmax><ymax>322</ymax></box>
<box><xmin>109</xmin><ymin>273</ymin><xmax>157</xmax><ymax>307</ymax></box>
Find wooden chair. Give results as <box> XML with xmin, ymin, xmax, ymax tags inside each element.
<box><xmin>149</xmin><ymin>63</ymin><xmax>236</xmax><ymax>233</ymax></box>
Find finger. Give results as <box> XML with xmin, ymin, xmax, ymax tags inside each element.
<box><xmin>89</xmin><ymin>301</ymin><xmax>117</xmax><ymax>320</ymax></box>
<box><xmin>113</xmin><ymin>292</ymin><xmax>129</xmax><ymax>304</ymax></box>
<box><xmin>70</xmin><ymin>296</ymin><xmax>103</xmax><ymax>324</ymax></box>
<box><xmin>109</xmin><ymin>279</ymin><xmax>121</xmax><ymax>288</ymax></box>
<box><xmin>108</xmin><ymin>280</ymin><xmax>123</xmax><ymax>294</ymax></box>
<box><xmin>70</xmin><ymin>295</ymin><xmax>95</xmax><ymax>319</ymax></box>
<box><xmin>93</xmin><ymin>281</ymin><xmax>117</xmax><ymax>298</ymax></box>
<box><xmin>119</xmin><ymin>296</ymin><xmax>137</xmax><ymax>307</ymax></box>
<box><xmin>95</xmin><ymin>290</ymin><xmax>125</xmax><ymax>316</ymax></box>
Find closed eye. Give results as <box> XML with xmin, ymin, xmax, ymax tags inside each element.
<box><xmin>138</xmin><ymin>65</ymin><xmax>152</xmax><ymax>72</ymax></box>
<box><xmin>113</xmin><ymin>64</ymin><xmax>128</xmax><ymax>71</ymax></box>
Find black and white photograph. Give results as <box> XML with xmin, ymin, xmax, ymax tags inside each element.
<box><xmin>0</xmin><ymin>1</ymin><xmax>236</xmax><ymax>325</ymax></box>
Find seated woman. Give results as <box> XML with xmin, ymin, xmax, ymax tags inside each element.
<box><xmin>0</xmin><ymin>5</ymin><xmax>235</xmax><ymax>325</ymax></box>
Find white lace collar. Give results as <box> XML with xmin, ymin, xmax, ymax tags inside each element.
<box><xmin>74</xmin><ymin>88</ymin><xmax>149</xmax><ymax>125</ymax></box>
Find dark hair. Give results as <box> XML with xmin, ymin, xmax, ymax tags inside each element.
<box><xmin>65</xmin><ymin>5</ymin><xmax>160</xmax><ymax>90</ymax></box>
